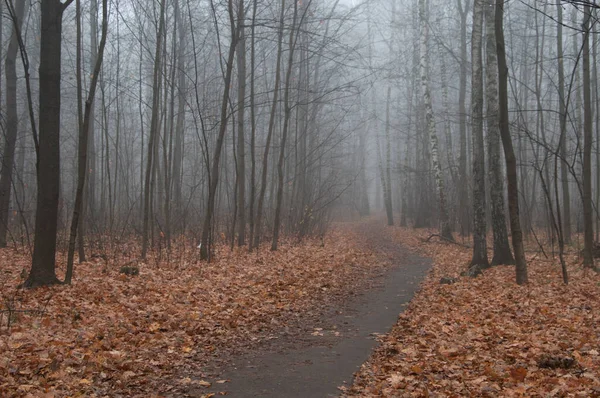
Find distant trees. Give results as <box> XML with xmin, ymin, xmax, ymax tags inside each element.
<box><xmin>0</xmin><ymin>0</ymin><xmax>598</xmax><ymax>289</ymax></box>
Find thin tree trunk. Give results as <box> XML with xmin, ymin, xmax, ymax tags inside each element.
<box><xmin>141</xmin><ymin>0</ymin><xmax>166</xmax><ymax>259</ymax></box>
<box><xmin>65</xmin><ymin>0</ymin><xmax>108</xmax><ymax>284</ymax></box>
<box><xmin>200</xmin><ymin>0</ymin><xmax>239</xmax><ymax>260</ymax></box>
<box><xmin>557</xmin><ymin>3</ymin><xmax>571</xmax><ymax>244</ymax></box>
<box><xmin>496</xmin><ymin>0</ymin><xmax>528</xmax><ymax>285</ymax></box>
<box><xmin>457</xmin><ymin>0</ymin><xmax>471</xmax><ymax>237</ymax></box>
<box><xmin>236</xmin><ymin>0</ymin><xmax>246</xmax><ymax>246</ymax></box>
<box><xmin>0</xmin><ymin>0</ymin><xmax>27</xmax><ymax>248</ymax></box>
<box><xmin>253</xmin><ymin>0</ymin><xmax>285</xmax><ymax>250</ymax></box>
<box><xmin>581</xmin><ymin>4</ymin><xmax>597</xmax><ymax>271</ymax></box>
<box><xmin>272</xmin><ymin>0</ymin><xmax>300</xmax><ymax>251</ymax></box>
<box><xmin>419</xmin><ymin>0</ymin><xmax>451</xmax><ymax>240</ymax></box>
<box><xmin>247</xmin><ymin>0</ymin><xmax>258</xmax><ymax>249</ymax></box>
<box><xmin>485</xmin><ymin>0</ymin><xmax>513</xmax><ymax>265</ymax></box>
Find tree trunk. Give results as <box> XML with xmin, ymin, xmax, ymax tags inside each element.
<box><xmin>419</xmin><ymin>0</ymin><xmax>451</xmax><ymax>240</ymax></box>
<box><xmin>469</xmin><ymin>0</ymin><xmax>489</xmax><ymax>273</ymax></box>
<box><xmin>384</xmin><ymin>86</ymin><xmax>394</xmax><ymax>226</ymax></box>
<box><xmin>200</xmin><ymin>0</ymin><xmax>239</xmax><ymax>259</ymax></box>
<box><xmin>26</xmin><ymin>0</ymin><xmax>70</xmax><ymax>288</ymax></box>
<box><xmin>271</xmin><ymin>0</ymin><xmax>299</xmax><ymax>251</ymax></box>
<box><xmin>253</xmin><ymin>0</ymin><xmax>285</xmax><ymax>250</ymax></box>
<box><xmin>0</xmin><ymin>0</ymin><xmax>27</xmax><ymax>248</ymax></box>
<box><xmin>236</xmin><ymin>0</ymin><xmax>246</xmax><ymax>246</ymax></box>
<box><xmin>496</xmin><ymin>0</ymin><xmax>528</xmax><ymax>285</ymax></box>
<box><xmin>557</xmin><ymin>3</ymin><xmax>571</xmax><ymax>244</ymax></box>
<box><xmin>484</xmin><ymin>0</ymin><xmax>513</xmax><ymax>265</ymax></box>
<box><xmin>457</xmin><ymin>0</ymin><xmax>471</xmax><ymax>237</ymax></box>
<box><xmin>247</xmin><ymin>0</ymin><xmax>258</xmax><ymax>249</ymax></box>
<box><xmin>141</xmin><ymin>0</ymin><xmax>166</xmax><ymax>260</ymax></box>
<box><xmin>581</xmin><ymin>4</ymin><xmax>597</xmax><ymax>271</ymax></box>
<box><xmin>65</xmin><ymin>0</ymin><xmax>108</xmax><ymax>284</ymax></box>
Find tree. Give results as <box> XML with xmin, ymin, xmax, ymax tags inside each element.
<box><xmin>468</xmin><ymin>0</ymin><xmax>489</xmax><ymax>274</ymax></box>
<box><xmin>581</xmin><ymin>3</ymin><xmax>597</xmax><ymax>271</ymax></box>
<box><xmin>484</xmin><ymin>0</ymin><xmax>514</xmax><ymax>265</ymax></box>
<box><xmin>557</xmin><ymin>2</ymin><xmax>571</xmax><ymax>245</ymax></box>
<box><xmin>25</xmin><ymin>0</ymin><xmax>75</xmax><ymax>288</ymax></box>
<box><xmin>495</xmin><ymin>0</ymin><xmax>528</xmax><ymax>285</ymax></box>
<box><xmin>65</xmin><ymin>0</ymin><xmax>108</xmax><ymax>284</ymax></box>
<box><xmin>272</xmin><ymin>0</ymin><xmax>300</xmax><ymax>251</ymax></box>
<box><xmin>456</xmin><ymin>0</ymin><xmax>471</xmax><ymax>237</ymax></box>
<box><xmin>252</xmin><ymin>0</ymin><xmax>285</xmax><ymax>250</ymax></box>
<box><xmin>0</xmin><ymin>0</ymin><xmax>27</xmax><ymax>248</ymax></box>
<box><xmin>141</xmin><ymin>0</ymin><xmax>166</xmax><ymax>260</ymax></box>
<box><xmin>419</xmin><ymin>0</ymin><xmax>452</xmax><ymax>240</ymax></box>
<box><xmin>236</xmin><ymin>0</ymin><xmax>247</xmax><ymax>246</ymax></box>
<box><xmin>200</xmin><ymin>0</ymin><xmax>239</xmax><ymax>259</ymax></box>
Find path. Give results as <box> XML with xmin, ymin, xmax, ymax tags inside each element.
<box><xmin>204</xmin><ymin>223</ymin><xmax>431</xmax><ymax>397</ymax></box>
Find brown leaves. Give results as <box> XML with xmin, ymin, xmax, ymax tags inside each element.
<box><xmin>345</xmin><ymin>227</ymin><xmax>600</xmax><ymax>397</ymax></box>
<box><xmin>0</xmin><ymin>226</ymin><xmax>384</xmax><ymax>397</ymax></box>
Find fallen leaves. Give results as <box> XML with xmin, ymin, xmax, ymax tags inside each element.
<box><xmin>0</xmin><ymin>224</ymin><xmax>384</xmax><ymax>397</ymax></box>
<box><xmin>345</xmin><ymin>227</ymin><xmax>600</xmax><ymax>397</ymax></box>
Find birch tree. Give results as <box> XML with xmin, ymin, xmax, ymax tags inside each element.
<box><xmin>419</xmin><ymin>0</ymin><xmax>452</xmax><ymax>241</ymax></box>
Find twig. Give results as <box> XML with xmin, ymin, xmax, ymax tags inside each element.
<box><xmin>422</xmin><ymin>233</ymin><xmax>470</xmax><ymax>248</ymax></box>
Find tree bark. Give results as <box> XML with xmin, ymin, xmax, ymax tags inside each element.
<box><xmin>236</xmin><ymin>0</ymin><xmax>246</xmax><ymax>246</ymax></box>
<box><xmin>253</xmin><ymin>0</ymin><xmax>285</xmax><ymax>250</ymax></box>
<box><xmin>469</xmin><ymin>0</ymin><xmax>489</xmax><ymax>272</ymax></box>
<box><xmin>200</xmin><ymin>0</ymin><xmax>239</xmax><ymax>260</ymax></box>
<box><xmin>484</xmin><ymin>0</ymin><xmax>513</xmax><ymax>265</ymax></box>
<box><xmin>26</xmin><ymin>0</ymin><xmax>71</xmax><ymax>288</ymax></box>
<box><xmin>419</xmin><ymin>0</ymin><xmax>451</xmax><ymax>240</ymax></box>
<box><xmin>496</xmin><ymin>0</ymin><xmax>528</xmax><ymax>285</ymax></box>
<box><xmin>457</xmin><ymin>0</ymin><xmax>471</xmax><ymax>237</ymax></box>
<box><xmin>272</xmin><ymin>0</ymin><xmax>299</xmax><ymax>251</ymax></box>
<box><xmin>65</xmin><ymin>0</ymin><xmax>108</xmax><ymax>284</ymax></box>
<box><xmin>0</xmin><ymin>0</ymin><xmax>27</xmax><ymax>248</ymax></box>
<box><xmin>581</xmin><ymin>4</ymin><xmax>597</xmax><ymax>271</ymax></box>
<box><xmin>141</xmin><ymin>0</ymin><xmax>166</xmax><ymax>260</ymax></box>
<box><xmin>557</xmin><ymin>3</ymin><xmax>571</xmax><ymax>244</ymax></box>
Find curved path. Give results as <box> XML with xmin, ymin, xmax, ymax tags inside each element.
<box><xmin>205</xmin><ymin>223</ymin><xmax>431</xmax><ymax>397</ymax></box>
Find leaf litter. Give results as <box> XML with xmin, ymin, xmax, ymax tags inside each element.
<box><xmin>0</xmin><ymin>224</ymin><xmax>388</xmax><ymax>397</ymax></box>
<box><xmin>343</xmin><ymin>227</ymin><xmax>600</xmax><ymax>397</ymax></box>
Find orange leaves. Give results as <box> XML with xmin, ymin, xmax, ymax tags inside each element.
<box><xmin>345</xmin><ymin>226</ymin><xmax>600</xmax><ymax>397</ymax></box>
<box><xmin>509</xmin><ymin>366</ymin><xmax>528</xmax><ymax>382</ymax></box>
<box><xmin>0</xmin><ymin>225</ymin><xmax>384</xmax><ymax>396</ymax></box>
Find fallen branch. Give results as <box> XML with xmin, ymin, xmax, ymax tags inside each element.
<box><xmin>422</xmin><ymin>233</ymin><xmax>470</xmax><ymax>248</ymax></box>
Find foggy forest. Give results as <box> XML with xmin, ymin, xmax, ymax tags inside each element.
<box><xmin>1</xmin><ymin>0</ymin><xmax>600</xmax><ymax>396</ymax></box>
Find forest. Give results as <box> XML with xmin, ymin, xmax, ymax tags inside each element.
<box><xmin>1</xmin><ymin>0</ymin><xmax>600</xmax><ymax>396</ymax></box>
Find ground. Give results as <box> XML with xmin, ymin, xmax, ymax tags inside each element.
<box><xmin>344</xmin><ymin>228</ymin><xmax>600</xmax><ymax>397</ymax></box>
<box><xmin>2</xmin><ymin>221</ymin><xmax>599</xmax><ymax>397</ymax></box>
<box><xmin>0</xmin><ymin>220</ymin><xmax>426</xmax><ymax>397</ymax></box>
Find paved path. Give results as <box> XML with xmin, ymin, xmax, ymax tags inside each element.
<box><xmin>206</xmin><ymin>224</ymin><xmax>431</xmax><ymax>397</ymax></box>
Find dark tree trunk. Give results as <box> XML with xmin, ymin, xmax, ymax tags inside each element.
<box><xmin>0</xmin><ymin>0</ymin><xmax>27</xmax><ymax>248</ymax></box>
<box><xmin>236</xmin><ymin>0</ymin><xmax>246</xmax><ymax>246</ymax></box>
<box><xmin>496</xmin><ymin>0</ymin><xmax>528</xmax><ymax>285</ymax></box>
<box><xmin>581</xmin><ymin>5</ymin><xmax>597</xmax><ymax>271</ymax></box>
<box><xmin>469</xmin><ymin>0</ymin><xmax>489</xmax><ymax>273</ymax></box>
<box><xmin>26</xmin><ymin>0</ymin><xmax>69</xmax><ymax>288</ymax></box>
<box><xmin>253</xmin><ymin>0</ymin><xmax>285</xmax><ymax>250</ymax></box>
<box><xmin>271</xmin><ymin>0</ymin><xmax>299</xmax><ymax>251</ymax></box>
<box><xmin>200</xmin><ymin>0</ymin><xmax>238</xmax><ymax>260</ymax></box>
<box><xmin>484</xmin><ymin>0</ymin><xmax>514</xmax><ymax>265</ymax></box>
<box><xmin>65</xmin><ymin>0</ymin><xmax>107</xmax><ymax>284</ymax></box>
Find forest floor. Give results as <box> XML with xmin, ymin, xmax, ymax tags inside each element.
<box><xmin>344</xmin><ymin>228</ymin><xmax>600</xmax><ymax>397</ymax></box>
<box><xmin>0</xmin><ymin>218</ymin><xmax>429</xmax><ymax>397</ymax></box>
<box><xmin>3</xmin><ymin>220</ymin><xmax>599</xmax><ymax>398</ymax></box>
